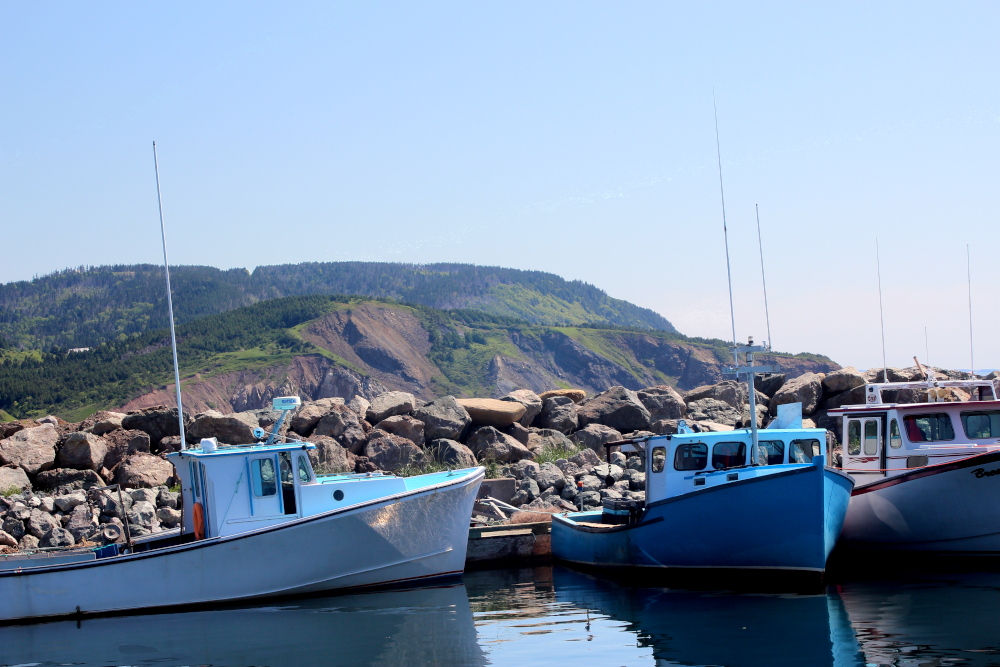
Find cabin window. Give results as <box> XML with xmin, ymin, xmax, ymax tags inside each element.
<box><xmin>651</xmin><ymin>447</ymin><xmax>666</xmax><ymax>473</ymax></box>
<box><xmin>903</xmin><ymin>414</ymin><xmax>955</xmax><ymax>442</ymax></box>
<box><xmin>252</xmin><ymin>458</ymin><xmax>277</xmax><ymax>497</ymax></box>
<box><xmin>755</xmin><ymin>440</ymin><xmax>784</xmax><ymax>465</ymax></box>
<box><xmin>789</xmin><ymin>439</ymin><xmax>821</xmax><ymax>463</ymax></box>
<box><xmin>297</xmin><ymin>455</ymin><xmax>313</xmax><ymax>483</ymax></box>
<box><xmin>961</xmin><ymin>411</ymin><xmax>1000</xmax><ymax>439</ymax></box>
<box><xmin>847</xmin><ymin>421</ymin><xmax>861</xmax><ymax>455</ymax></box>
<box><xmin>864</xmin><ymin>421</ymin><xmax>879</xmax><ymax>455</ymax></box>
<box><xmin>674</xmin><ymin>443</ymin><xmax>708</xmax><ymax>471</ymax></box>
<box><xmin>889</xmin><ymin>420</ymin><xmax>902</xmax><ymax>448</ymax></box>
<box><xmin>712</xmin><ymin>441</ymin><xmax>746</xmax><ymax>469</ymax></box>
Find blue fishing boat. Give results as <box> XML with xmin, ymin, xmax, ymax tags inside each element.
<box><xmin>552</xmin><ymin>340</ymin><xmax>855</xmax><ymax>577</ymax></box>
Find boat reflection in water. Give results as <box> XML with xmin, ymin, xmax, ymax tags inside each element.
<box><xmin>839</xmin><ymin>571</ymin><xmax>1000</xmax><ymax>666</ymax></box>
<box><xmin>0</xmin><ymin>583</ymin><xmax>486</xmax><ymax>667</ymax></box>
<box><xmin>551</xmin><ymin>566</ymin><xmax>865</xmax><ymax>667</ymax></box>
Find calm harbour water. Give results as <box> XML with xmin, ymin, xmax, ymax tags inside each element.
<box><xmin>3</xmin><ymin>564</ymin><xmax>1000</xmax><ymax>667</ymax></box>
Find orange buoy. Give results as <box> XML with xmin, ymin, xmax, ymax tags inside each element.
<box><xmin>192</xmin><ymin>502</ymin><xmax>205</xmax><ymax>540</ymax></box>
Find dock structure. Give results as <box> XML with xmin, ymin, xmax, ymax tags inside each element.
<box><xmin>466</xmin><ymin>522</ymin><xmax>552</xmax><ymax>567</ymax></box>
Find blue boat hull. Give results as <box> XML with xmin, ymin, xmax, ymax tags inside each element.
<box><xmin>552</xmin><ymin>462</ymin><xmax>853</xmax><ymax>573</ymax></box>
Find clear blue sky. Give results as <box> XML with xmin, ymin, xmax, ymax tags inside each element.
<box><xmin>2</xmin><ymin>2</ymin><xmax>997</xmax><ymax>371</ymax></box>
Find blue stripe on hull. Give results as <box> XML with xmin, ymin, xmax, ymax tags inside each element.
<box><xmin>552</xmin><ymin>466</ymin><xmax>852</xmax><ymax>572</ymax></box>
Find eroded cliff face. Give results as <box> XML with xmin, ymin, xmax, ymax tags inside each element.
<box><xmin>120</xmin><ymin>304</ymin><xmax>839</xmax><ymax>412</ymax></box>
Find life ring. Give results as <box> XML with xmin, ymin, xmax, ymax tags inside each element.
<box><xmin>192</xmin><ymin>502</ymin><xmax>205</xmax><ymax>540</ymax></box>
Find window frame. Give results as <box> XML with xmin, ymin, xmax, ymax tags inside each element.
<box><xmin>789</xmin><ymin>438</ymin><xmax>821</xmax><ymax>464</ymax></box>
<box><xmin>651</xmin><ymin>446</ymin><xmax>666</xmax><ymax>473</ymax></box>
<box><xmin>251</xmin><ymin>457</ymin><xmax>278</xmax><ymax>498</ymax></box>
<box><xmin>673</xmin><ymin>442</ymin><xmax>708</xmax><ymax>471</ymax></box>
<box><xmin>903</xmin><ymin>413</ymin><xmax>955</xmax><ymax>443</ymax></box>
<box><xmin>711</xmin><ymin>441</ymin><xmax>747</xmax><ymax>470</ymax></box>
<box><xmin>889</xmin><ymin>419</ymin><xmax>902</xmax><ymax>449</ymax></box>
<box><xmin>755</xmin><ymin>439</ymin><xmax>785</xmax><ymax>466</ymax></box>
<box><xmin>961</xmin><ymin>410</ymin><xmax>1000</xmax><ymax>440</ymax></box>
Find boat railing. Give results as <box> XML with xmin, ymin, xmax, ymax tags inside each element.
<box><xmin>859</xmin><ymin>379</ymin><xmax>998</xmax><ymax>407</ymax></box>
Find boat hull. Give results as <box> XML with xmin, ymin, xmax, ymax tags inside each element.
<box><xmin>0</xmin><ymin>468</ymin><xmax>483</xmax><ymax>622</ymax></box>
<box><xmin>841</xmin><ymin>451</ymin><xmax>1000</xmax><ymax>552</ymax></box>
<box><xmin>552</xmin><ymin>463</ymin><xmax>853</xmax><ymax>573</ymax></box>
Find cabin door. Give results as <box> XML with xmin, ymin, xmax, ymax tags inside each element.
<box><xmin>846</xmin><ymin>417</ymin><xmax>885</xmax><ymax>477</ymax></box>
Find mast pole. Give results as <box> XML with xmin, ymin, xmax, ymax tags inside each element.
<box><xmin>967</xmin><ymin>244</ymin><xmax>975</xmax><ymax>379</ymax></box>
<box><xmin>755</xmin><ymin>204</ymin><xmax>773</xmax><ymax>350</ymax></box>
<box><xmin>713</xmin><ymin>91</ymin><xmax>738</xmax><ymax>365</ymax></box>
<box><xmin>876</xmin><ymin>238</ymin><xmax>888</xmax><ymax>383</ymax></box>
<box><xmin>152</xmin><ymin>142</ymin><xmax>186</xmax><ymax>449</ymax></box>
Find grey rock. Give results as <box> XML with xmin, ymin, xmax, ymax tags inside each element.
<box><xmin>33</xmin><ymin>468</ymin><xmax>103</xmax><ymax>493</ymax></box>
<box><xmin>127</xmin><ymin>500</ymin><xmax>157</xmax><ymax>528</ymax></box>
<box><xmin>94</xmin><ymin>489</ymin><xmax>132</xmax><ymax>518</ymax></box>
<box><xmin>502</xmin><ymin>422</ymin><xmax>530</xmax><ymax>446</ymax></box>
<box><xmin>121</xmin><ymin>406</ymin><xmax>189</xmax><ymax>447</ymax></box>
<box><xmin>593</xmin><ymin>463</ymin><xmax>624</xmax><ymax>483</ymax></box>
<box><xmin>560</xmin><ymin>484</ymin><xmax>578</xmax><ymax>501</ymax></box>
<box><xmin>770</xmin><ymin>372</ymin><xmax>825</xmax><ymax>416</ymax></box>
<box><xmin>626</xmin><ymin>470</ymin><xmax>646</xmax><ymax>491</ymax></box>
<box><xmin>508</xmin><ymin>459</ymin><xmax>540</xmax><ymax>480</ymax></box>
<box><xmin>65</xmin><ymin>504</ymin><xmax>98</xmax><ymax>541</ymax></box>
<box><xmin>113</xmin><ymin>454</ymin><xmax>175</xmax><ymax>489</ymax></box>
<box><xmin>570</xmin><ymin>423</ymin><xmax>623</xmax><ymax>453</ymax></box>
<box><xmin>518</xmin><ymin>477</ymin><xmax>540</xmax><ymax>502</ymax></box>
<box><xmin>822</xmin><ymin>367</ymin><xmax>866</xmax><ymax>394</ymax></box>
<box><xmin>466</xmin><ymin>427</ymin><xmax>534</xmax><ymax>464</ymax></box>
<box><xmin>37</xmin><ymin>415</ymin><xmax>59</xmax><ymax>426</ymax></box>
<box><xmin>456</xmin><ymin>398</ymin><xmax>526</xmax><ymax>428</ymax></box>
<box><xmin>38</xmin><ymin>496</ymin><xmax>55</xmax><ymax>513</ymax></box>
<box><xmin>686</xmin><ymin>398</ymin><xmax>741</xmax><ymax>427</ymax></box>
<box><xmin>129</xmin><ymin>488</ymin><xmax>159</xmax><ymax>504</ymax></box>
<box><xmin>57</xmin><ymin>432</ymin><xmax>108</xmax><ymax>470</ymax></box>
<box><xmin>289</xmin><ymin>397</ymin><xmax>346</xmax><ymax>436</ymax></box>
<box><xmin>626</xmin><ymin>455</ymin><xmax>645</xmax><ymax>472</ymax></box>
<box><xmin>2</xmin><ymin>516</ymin><xmax>25</xmax><ymax>540</ymax></box>
<box><xmin>0</xmin><ymin>530</ymin><xmax>17</xmax><ymax>548</ymax></box>
<box><xmin>102</xmin><ymin>429</ymin><xmax>152</xmax><ymax>469</ymax></box>
<box><xmin>825</xmin><ymin>387</ymin><xmax>868</xmax><ymax>411</ymax></box>
<box><xmin>754</xmin><ymin>373</ymin><xmax>786</xmax><ymax>397</ymax></box>
<box><xmin>425</xmin><ymin>439</ymin><xmax>478</xmax><ymax>468</ymax></box>
<box><xmin>578</xmin><ymin>475</ymin><xmax>603</xmax><ymax>493</ymax></box>
<box><xmin>537</xmin><ymin>396</ymin><xmax>578</xmax><ymax>434</ymax></box>
<box><xmin>53</xmin><ymin>491</ymin><xmax>87</xmax><ymax>513</ymax></box>
<box><xmin>27</xmin><ymin>508</ymin><xmax>61</xmax><ymax>539</ymax></box>
<box><xmin>0</xmin><ymin>466</ymin><xmax>31</xmax><ymax>493</ymax></box>
<box><xmin>414</xmin><ymin>396</ymin><xmax>472</xmax><ymax>441</ymax></box>
<box><xmin>363</xmin><ymin>429</ymin><xmax>425</xmax><ymax>473</ymax></box>
<box><xmin>39</xmin><ymin>526</ymin><xmax>75</xmax><ymax>548</ymax></box>
<box><xmin>156</xmin><ymin>488</ymin><xmax>179</xmax><ymax>509</ymax></box>
<box><xmin>373</xmin><ymin>415</ymin><xmax>424</xmax><ymax>447</ymax></box>
<box><xmin>8</xmin><ymin>501</ymin><xmax>30</xmax><ymax>520</ymax></box>
<box><xmin>526</xmin><ymin>428</ymin><xmax>575</xmax><ymax>454</ymax></box>
<box><xmin>577</xmin><ymin>386</ymin><xmax>651</xmax><ymax>432</ymax></box>
<box><xmin>366</xmin><ymin>391</ymin><xmax>416</xmax><ymax>424</ymax></box>
<box><xmin>535</xmin><ymin>462</ymin><xmax>565</xmax><ymax>491</ymax></box>
<box><xmin>19</xmin><ymin>534</ymin><xmax>39</xmax><ymax>550</ymax></box>
<box><xmin>187</xmin><ymin>410</ymin><xmax>258</xmax><ymax>446</ymax></box>
<box><xmin>568</xmin><ymin>448</ymin><xmax>601</xmax><ymax>469</ymax></box>
<box><xmin>502</xmin><ymin>389</ymin><xmax>544</xmax><ymax>427</ymax></box>
<box><xmin>685</xmin><ymin>381</ymin><xmax>747</xmax><ymax>409</ymax></box>
<box><xmin>156</xmin><ymin>507</ymin><xmax>182</xmax><ymax>527</ymax></box>
<box><xmin>577</xmin><ymin>490</ymin><xmax>601</xmax><ymax>509</ymax></box>
<box><xmin>637</xmin><ymin>385</ymin><xmax>686</xmax><ymax>421</ymax></box>
<box><xmin>313</xmin><ymin>405</ymin><xmax>369</xmax><ymax>455</ymax></box>
<box><xmin>306</xmin><ymin>435</ymin><xmax>356</xmax><ymax>474</ymax></box>
<box><xmin>0</xmin><ymin>424</ymin><xmax>58</xmax><ymax>475</ymax></box>
<box><xmin>347</xmin><ymin>395</ymin><xmax>372</xmax><ymax>419</ymax></box>
<box><xmin>90</xmin><ymin>411</ymin><xmax>125</xmax><ymax>436</ymax></box>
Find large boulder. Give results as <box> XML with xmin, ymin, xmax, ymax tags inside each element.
<box><xmin>754</xmin><ymin>373</ymin><xmax>786</xmax><ymax>398</ymax></box>
<box><xmin>114</xmin><ymin>453</ymin><xmax>175</xmax><ymax>489</ymax></box>
<box><xmin>684</xmin><ymin>381</ymin><xmax>746</xmax><ymax>409</ymax></box>
<box><xmin>348</xmin><ymin>395</ymin><xmax>372</xmax><ymax>418</ymax></box>
<box><xmin>27</xmin><ymin>508</ymin><xmax>61</xmax><ymax>539</ymax></box>
<box><xmin>305</xmin><ymin>435</ymin><xmax>355</xmax><ymax>474</ymax></box>
<box><xmin>822</xmin><ymin>367</ymin><xmax>866</xmax><ymax>395</ymax></box>
<box><xmin>637</xmin><ymin>386</ymin><xmax>686</xmax><ymax>421</ymax></box>
<box><xmin>824</xmin><ymin>385</ymin><xmax>867</xmax><ymax>410</ymax></box>
<box><xmin>0</xmin><ymin>424</ymin><xmax>58</xmax><ymax>475</ymax></box>
<box><xmin>289</xmin><ymin>397</ymin><xmax>345</xmax><ymax>436</ymax></box>
<box><xmin>414</xmin><ymin>396</ymin><xmax>472</xmax><ymax>441</ymax></box>
<box><xmin>89</xmin><ymin>411</ymin><xmax>126</xmax><ymax>436</ymax></box>
<box><xmin>102</xmin><ymin>429</ymin><xmax>151</xmax><ymax>469</ymax></box>
<box><xmin>425</xmin><ymin>439</ymin><xmax>478</xmax><ymax>468</ymax></box>
<box><xmin>57</xmin><ymin>432</ymin><xmax>108</xmax><ymax>471</ymax></box>
<box><xmin>526</xmin><ymin>428</ymin><xmax>575</xmax><ymax>454</ymax></box>
<box><xmin>686</xmin><ymin>398</ymin><xmax>741</xmax><ymax>427</ymax></box>
<box><xmin>373</xmin><ymin>415</ymin><xmax>424</xmax><ymax>447</ymax></box>
<box><xmin>65</xmin><ymin>504</ymin><xmax>98</xmax><ymax>542</ymax></box>
<box><xmin>121</xmin><ymin>406</ymin><xmax>188</xmax><ymax>447</ymax></box>
<box><xmin>538</xmin><ymin>389</ymin><xmax>587</xmax><ymax>404</ymax></box>
<box><xmin>537</xmin><ymin>396</ymin><xmax>578</xmax><ymax>434</ymax></box>
<box><xmin>570</xmin><ymin>423</ymin><xmax>623</xmax><ymax>453</ymax></box>
<box><xmin>0</xmin><ymin>466</ymin><xmax>31</xmax><ymax>493</ymax></box>
<box><xmin>466</xmin><ymin>426</ymin><xmax>534</xmax><ymax>464</ymax></box>
<box><xmin>366</xmin><ymin>392</ymin><xmax>416</xmax><ymax>424</ymax></box>
<box><xmin>34</xmin><ymin>468</ymin><xmax>103</xmax><ymax>492</ymax></box>
<box><xmin>363</xmin><ymin>429</ymin><xmax>425</xmax><ymax>473</ymax></box>
<box><xmin>577</xmin><ymin>386</ymin><xmax>651</xmax><ymax>432</ymax></box>
<box><xmin>770</xmin><ymin>373</ymin><xmax>825</xmax><ymax>416</ymax></box>
<box><xmin>456</xmin><ymin>398</ymin><xmax>526</xmax><ymax>428</ymax></box>
<box><xmin>501</xmin><ymin>390</ymin><xmax>544</xmax><ymax>427</ymax></box>
<box><xmin>187</xmin><ymin>411</ymin><xmax>258</xmax><ymax>446</ymax></box>
<box><xmin>312</xmin><ymin>404</ymin><xmax>369</xmax><ymax>454</ymax></box>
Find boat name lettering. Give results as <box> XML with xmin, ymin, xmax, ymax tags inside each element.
<box><xmin>972</xmin><ymin>467</ymin><xmax>1000</xmax><ymax>479</ymax></box>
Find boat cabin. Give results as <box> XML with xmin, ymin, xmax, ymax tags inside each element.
<box><xmin>829</xmin><ymin>380</ymin><xmax>1000</xmax><ymax>479</ymax></box>
<box><xmin>167</xmin><ymin>440</ymin><xmax>409</xmax><ymax>539</ymax></box>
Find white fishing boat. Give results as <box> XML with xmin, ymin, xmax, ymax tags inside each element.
<box><xmin>0</xmin><ymin>396</ymin><xmax>484</xmax><ymax>622</ymax></box>
<box><xmin>830</xmin><ymin>372</ymin><xmax>1000</xmax><ymax>552</ymax></box>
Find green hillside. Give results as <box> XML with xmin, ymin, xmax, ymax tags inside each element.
<box><xmin>0</xmin><ymin>262</ymin><xmax>675</xmax><ymax>351</ymax></box>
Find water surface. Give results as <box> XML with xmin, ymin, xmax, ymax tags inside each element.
<box><xmin>3</xmin><ymin>565</ymin><xmax>1000</xmax><ymax>666</ymax></box>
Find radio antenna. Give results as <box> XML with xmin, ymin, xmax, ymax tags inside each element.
<box><xmin>876</xmin><ymin>238</ymin><xmax>888</xmax><ymax>382</ymax></box>
<box><xmin>755</xmin><ymin>204</ymin><xmax>772</xmax><ymax>350</ymax></box>
<box><xmin>967</xmin><ymin>244</ymin><xmax>975</xmax><ymax>379</ymax></box>
<box><xmin>152</xmin><ymin>141</ymin><xmax>186</xmax><ymax>449</ymax></box>
<box><xmin>713</xmin><ymin>90</ymin><xmax>738</xmax><ymax>365</ymax></box>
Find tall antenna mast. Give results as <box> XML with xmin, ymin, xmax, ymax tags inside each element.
<box><xmin>713</xmin><ymin>90</ymin><xmax>738</xmax><ymax>365</ymax></box>
<box><xmin>967</xmin><ymin>244</ymin><xmax>975</xmax><ymax>378</ymax></box>
<box><xmin>152</xmin><ymin>141</ymin><xmax>186</xmax><ymax>449</ymax></box>
<box><xmin>925</xmin><ymin>326</ymin><xmax>929</xmax><ymax>369</ymax></box>
<box><xmin>876</xmin><ymin>238</ymin><xmax>888</xmax><ymax>382</ymax></box>
<box><xmin>755</xmin><ymin>204</ymin><xmax>772</xmax><ymax>350</ymax></box>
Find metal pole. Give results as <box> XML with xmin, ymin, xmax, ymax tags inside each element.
<box><xmin>152</xmin><ymin>142</ymin><xmax>186</xmax><ymax>449</ymax></box>
<box><xmin>746</xmin><ymin>340</ymin><xmax>759</xmax><ymax>456</ymax></box>
<box><xmin>876</xmin><ymin>238</ymin><xmax>888</xmax><ymax>383</ymax></box>
<box><xmin>755</xmin><ymin>204</ymin><xmax>772</xmax><ymax>350</ymax></box>
<box><xmin>967</xmin><ymin>244</ymin><xmax>975</xmax><ymax>379</ymax></box>
<box><xmin>713</xmin><ymin>91</ymin><xmax>738</xmax><ymax>366</ymax></box>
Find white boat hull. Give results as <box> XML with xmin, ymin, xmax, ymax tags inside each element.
<box><xmin>841</xmin><ymin>451</ymin><xmax>1000</xmax><ymax>552</ymax></box>
<box><xmin>0</xmin><ymin>468</ymin><xmax>483</xmax><ymax>622</ymax></box>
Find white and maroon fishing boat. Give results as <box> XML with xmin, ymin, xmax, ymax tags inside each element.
<box><xmin>829</xmin><ymin>373</ymin><xmax>1000</xmax><ymax>553</ymax></box>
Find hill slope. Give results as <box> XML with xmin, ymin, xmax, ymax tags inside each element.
<box><xmin>0</xmin><ymin>295</ymin><xmax>836</xmax><ymax>421</ymax></box>
<box><xmin>0</xmin><ymin>262</ymin><xmax>675</xmax><ymax>350</ymax></box>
